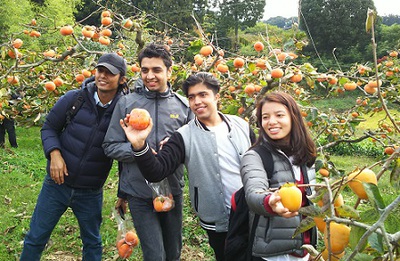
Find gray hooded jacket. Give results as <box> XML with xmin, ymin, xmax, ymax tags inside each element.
<box><xmin>103</xmin><ymin>80</ymin><xmax>192</xmax><ymax>198</ymax></box>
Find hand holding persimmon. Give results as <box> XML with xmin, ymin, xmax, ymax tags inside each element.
<box><xmin>129</xmin><ymin>108</ymin><xmax>151</xmax><ymax>130</ymax></box>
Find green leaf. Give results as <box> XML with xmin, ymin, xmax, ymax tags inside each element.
<box><xmin>293</xmin><ymin>216</ymin><xmax>315</xmax><ymax>238</ymax></box>
<box><xmin>364</xmin><ymin>183</ymin><xmax>386</xmax><ymax>212</ymax></box>
<box><xmin>335</xmin><ymin>205</ymin><xmax>360</xmax><ymax>219</ymax></box>
<box><xmin>299</xmin><ymin>205</ymin><xmax>323</xmax><ymax>217</ymax></box>
<box><xmin>349</xmin><ymin>225</ymin><xmax>367</xmax><ymax>252</ymax></box>
<box><xmin>365</xmin><ymin>8</ymin><xmax>376</xmax><ymax>33</ymax></box>
<box><xmin>368</xmin><ymin>232</ymin><xmax>384</xmax><ymax>254</ymax></box>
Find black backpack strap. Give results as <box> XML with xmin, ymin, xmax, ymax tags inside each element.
<box><xmin>246</xmin><ymin>214</ymin><xmax>260</xmax><ymax>261</ymax></box>
<box><xmin>251</xmin><ymin>144</ymin><xmax>274</xmax><ymax>179</ymax></box>
<box><xmin>64</xmin><ymin>91</ymin><xmax>85</xmax><ymax>128</ymax></box>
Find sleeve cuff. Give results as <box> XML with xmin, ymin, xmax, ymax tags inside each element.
<box><xmin>131</xmin><ymin>143</ymin><xmax>149</xmax><ymax>157</ymax></box>
<box><xmin>263</xmin><ymin>194</ymin><xmax>275</xmax><ymax>214</ymax></box>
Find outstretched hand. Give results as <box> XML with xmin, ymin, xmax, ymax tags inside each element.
<box><xmin>268</xmin><ymin>191</ymin><xmax>298</xmax><ymax>218</ymax></box>
<box><xmin>119</xmin><ymin>114</ymin><xmax>153</xmax><ymax>150</ymax></box>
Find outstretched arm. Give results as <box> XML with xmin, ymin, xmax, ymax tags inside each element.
<box><xmin>119</xmin><ymin>113</ymin><xmax>153</xmax><ymax>150</ymax></box>
<box><xmin>120</xmin><ymin>114</ymin><xmax>186</xmax><ymax>182</ymax></box>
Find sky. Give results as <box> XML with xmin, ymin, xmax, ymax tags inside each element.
<box><xmin>264</xmin><ymin>0</ymin><xmax>400</xmax><ymax>19</ymax></box>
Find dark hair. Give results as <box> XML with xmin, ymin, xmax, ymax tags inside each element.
<box><xmin>255</xmin><ymin>92</ymin><xmax>316</xmax><ymax>167</ymax></box>
<box><xmin>181</xmin><ymin>72</ymin><xmax>220</xmax><ymax>97</ymax></box>
<box><xmin>138</xmin><ymin>43</ymin><xmax>172</xmax><ymax>68</ymax></box>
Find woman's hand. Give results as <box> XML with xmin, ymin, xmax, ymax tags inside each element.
<box><xmin>268</xmin><ymin>191</ymin><xmax>298</xmax><ymax>218</ymax></box>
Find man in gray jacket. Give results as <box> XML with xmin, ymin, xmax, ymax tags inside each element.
<box><xmin>118</xmin><ymin>72</ymin><xmax>255</xmax><ymax>261</ymax></box>
<box><xmin>103</xmin><ymin>43</ymin><xmax>192</xmax><ymax>261</ymax></box>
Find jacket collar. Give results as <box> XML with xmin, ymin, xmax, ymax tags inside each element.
<box><xmin>134</xmin><ymin>78</ymin><xmax>173</xmax><ymax>99</ymax></box>
<box><xmin>194</xmin><ymin>112</ymin><xmax>232</xmax><ymax>132</ymax></box>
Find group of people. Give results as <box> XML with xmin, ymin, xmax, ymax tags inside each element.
<box><xmin>21</xmin><ymin>42</ymin><xmax>318</xmax><ymax>261</ymax></box>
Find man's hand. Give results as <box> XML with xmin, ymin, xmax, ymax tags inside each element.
<box><xmin>49</xmin><ymin>149</ymin><xmax>68</xmax><ymax>184</ymax></box>
<box><xmin>119</xmin><ymin>114</ymin><xmax>153</xmax><ymax>150</ymax></box>
<box><xmin>115</xmin><ymin>197</ymin><xmax>128</xmax><ymax>218</ymax></box>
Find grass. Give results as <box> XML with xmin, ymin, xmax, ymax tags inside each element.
<box><xmin>0</xmin><ymin>126</ymin><xmax>214</xmax><ymax>261</ymax></box>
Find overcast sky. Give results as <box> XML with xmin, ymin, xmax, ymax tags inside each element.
<box><xmin>264</xmin><ymin>0</ymin><xmax>400</xmax><ymax>19</ymax></box>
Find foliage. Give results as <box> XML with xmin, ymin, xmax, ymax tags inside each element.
<box><xmin>215</xmin><ymin>0</ymin><xmax>266</xmax><ymax>50</ymax></box>
<box><xmin>381</xmin><ymin>14</ymin><xmax>400</xmax><ymax>26</ymax></box>
<box><xmin>265</xmin><ymin>16</ymin><xmax>297</xmax><ymax>29</ymax></box>
<box><xmin>299</xmin><ymin>0</ymin><xmax>377</xmax><ymax>65</ymax></box>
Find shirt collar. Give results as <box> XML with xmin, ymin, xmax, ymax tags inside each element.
<box><xmin>94</xmin><ymin>91</ymin><xmax>112</xmax><ymax>108</ymax></box>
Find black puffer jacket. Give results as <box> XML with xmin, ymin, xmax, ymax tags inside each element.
<box><xmin>41</xmin><ymin>77</ymin><xmax>121</xmax><ymax>189</ymax></box>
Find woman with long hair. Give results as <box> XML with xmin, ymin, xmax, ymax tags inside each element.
<box><xmin>241</xmin><ymin>92</ymin><xmax>318</xmax><ymax>260</ymax></box>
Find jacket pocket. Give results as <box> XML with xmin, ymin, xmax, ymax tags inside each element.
<box><xmin>194</xmin><ymin>187</ymin><xmax>199</xmax><ymax>212</ymax></box>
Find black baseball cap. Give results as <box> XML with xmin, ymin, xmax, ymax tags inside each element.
<box><xmin>96</xmin><ymin>53</ymin><xmax>127</xmax><ymax>75</ymax></box>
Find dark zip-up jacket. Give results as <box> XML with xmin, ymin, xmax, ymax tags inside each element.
<box><xmin>41</xmin><ymin>77</ymin><xmax>121</xmax><ymax>189</ymax></box>
<box><xmin>103</xmin><ymin>80</ymin><xmax>193</xmax><ymax>198</ymax></box>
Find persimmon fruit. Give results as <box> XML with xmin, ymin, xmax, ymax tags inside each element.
<box><xmin>101</xmin><ymin>28</ymin><xmax>112</xmax><ymax>37</ymax></box>
<box><xmin>271</xmin><ymin>68</ymin><xmax>284</xmax><ymax>78</ymax></box>
<box><xmin>314</xmin><ymin>217</ymin><xmax>326</xmax><ymax>233</ymax></box>
<box><xmin>125</xmin><ymin>230</ymin><xmax>139</xmax><ymax>247</ymax></box>
<box><xmin>233</xmin><ymin>57</ymin><xmax>245</xmax><ymax>68</ymax></box>
<box><xmin>384</xmin><ymin>147</ymin><xmax>394</xmax><ymax>155</ymax></box>
<box><xmin>82</xmin><ymin>26</ymin><xmax>95</xmax><ymax>38</ymax></box>
<box><xmin>253</xmin><ymin>41</ymin><xmax>264</xmax><ymax>52</ymax></box>
<box><xmin>7</xmin><ymin>76</ymin><xmax>19</xmax><ymax>85</ymax></box>
<box><xmin>319</xmin><ymin>168</ymin><xmax>329</xmax><ymax>177</ymax></box>
<box><xmin>364</xmin><ymin>84</ymin><xmax>377</xmax><ymax>94</ymax></box>
<box><xmin>216</xmin><ymin>63</ymin><xmax>229</xmax><ymax>73</ymax></box>
<box><xmin>118</xmin><ymin>243</ymin><xmax>133</xmax><ymax>259</ymax></box>
<box><xmin>199</xmin><ymin>45</ymin><xmax>213</xmax><ymax>56</ymax></box>
<box><xmin>255</xmin><ymin>59</ymin><xmax>267</xmax><ymax>69</ymax></box>
<box><xmin>60</xmin><ymin>25</ymin><xmax>73</xmax><ymax>36</ymax></box>
<box><xmin>129</xmin><ymin>108</ymin><xmax>151</xmax><ymax>130</ymax></box>
<box><xmin>99</xmin><ymin>36</ymin><xmax>110</xmax><ymax>46</ymax></box>
<box><xmin>82</xmin><ymin>69</ymin><xmax>92</xmax><ymax>78</ymax></box>
<box><xmin>131</xmin><ymin>64</ymin><xmax>140</xmax><ymax>72</ymax></box>
<box><xmin>348</xmin><ymin>168</ymin><xmax>377</xmax><ymax>199</ymax></box>
<box><xmin>101</xmin><ymin>17</ymin><xmax>112</xmax><ymax>26</ymax></box>
<box><xmin>122</xmin><ymin>18</ymin><xmax>133</xmax><ymax>29</ymax></box>
<box><xmin>101</xmin><ymin>10</ymin><xmax>111</xmax><ymax>17</ymax></box>
<box><xmin>321</xmin><ymin>248</ymin><xmax>344</xmax><ymax>261</ymax></box>
<box><xmin>279</xmin><ymin>183</ymin><xmax>302</xmax><ymax>212</ymax></box>
<box><xmin>44</xmin><ymin>81</ymin><xmax>56</xmax><ymax>91</ymax></box>
<box><xmin>153</xmin><ymin>195</ymin><xmax>174</xmax><ymax>212</ymax></box>
<box><xmin>290</xmin><ymin>74</ymin><xmax>303</xmax><ymax>83</ymax></box>
<box><xmin>344</xmin><ymin>82</ymin><xmax>357</xmax><ymax>91</ymax></box>
<box><xmin>323</xmin><ymin>221</ymin><xmax>351</xmax><ymax>254</ymax></box>
<box><xmin>244</xmin><ymin>84</ymin><xmax>255</xmax><ymax>96</ymax></box>
<box><xmin>53</xmin><ymin>77</ymin><xmax>63</xmax><ymax>87</ymax></box>
<box><xmin>12</xmin><ymin>39</ymin><xmax>23</xmax><ymax>49</ymax></box>
<box><xmin>75</xmin><ymin>74</ymin><xmax>85</xmax><ymax>83</ymax></box>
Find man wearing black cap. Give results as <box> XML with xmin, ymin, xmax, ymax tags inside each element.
<box><xmin>20</xmin><ymin>53</ymin><xmax>127</xmax><ymax>261</ymax></box>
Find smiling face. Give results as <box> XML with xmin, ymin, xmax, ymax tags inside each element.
<box><xmin>187</xmin><ymin>83</ymin><xmax>220</xmax><ymax>126</ymax></box>
<box><xmin>95</xmin><ymin>66</ymin><xmax>123</xmax><ymax>94</ymax></box>
<box><xmin>140</xmin><ymin>57</ymin><xmax>171</xmax><ymax>93</ymax></box>
<box><xmin>261</xmin><ymin>101</ymin><xmax>292</xmax><ymax>142</ymax></box>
